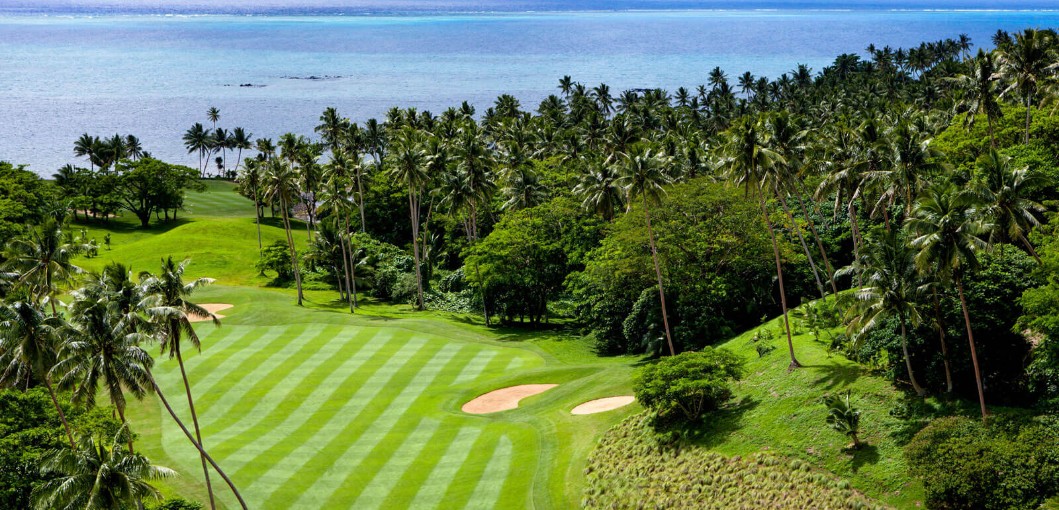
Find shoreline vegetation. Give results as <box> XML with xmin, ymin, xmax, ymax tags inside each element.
<box><xmin>2</xmin><ymin>23</ymin><xmax>1059</xmax><ymax>510</ymax></box>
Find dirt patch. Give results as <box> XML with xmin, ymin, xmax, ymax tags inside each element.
<box><xmin>187</xmin><ymin>303</ymin><xmax>233</xmax><ymax>323</ymax></box>
<box><xmin>571</xmin><ymin>396</ymin><xmax>635</xmax><ymax>415</ymax></box>
<box><xmin>461</xmin><ymin>384</ymin><xmax>558</xmax><ymax>414</ymax></box>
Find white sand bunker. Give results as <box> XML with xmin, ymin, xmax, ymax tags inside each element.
<box><xmin>571</xmin><ymin>396</ymin><xmax>636</xmax><ymax>415</ymax></box>
<box><xmin>187</xmin><ymin>304</ymin><xmax>234</xmax><ymax>322</ymax></box>
<box><xmin>462</xmin><ymin>384</ymin><xmax>558</xmax><ymax>414</ymax></box>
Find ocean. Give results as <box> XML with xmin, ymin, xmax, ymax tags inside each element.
<box><xmin>1</xmin><ymin>3</ymin><xmax>1058</xmax><ymax>175</ymax></box>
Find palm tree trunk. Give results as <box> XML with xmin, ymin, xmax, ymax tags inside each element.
<box><xmin>356</xmin><ymin>166</ymin><xmax>367</xmax><ymax>233</ymax></box>
<box><xmin>849</xmin><ymin>200</ymin><xmax>864</xmax><ymax>287</ymax></box>
<box><xmin>1018</xmin><ymin>231</ymin><xmax>1042</xmax><ymax>263</ymax></box>
<box><xmin>473</xmin><ymin>259</ymin><xmax>490</xmax><ymax>327</ymax></box>
<box><xmin>342</xmin><ymin>214</ymin><xmax>356</xmax><ymax>313</ymax></box>
<box><xmin>760</xmin><ymin>191</ymin><xmax>800</xmax><ymax>369</ymax></box>
<box><xmin>1024</xmin><ymin>96</ymin><xmax>1032</xmax><ymax>144</ymax></box>
<box><xmin>43</xmin><ymin>377</ymin><xmax>75</xmax><ymax>448</ymax></box>
<box><xmin>777</xmin><ymin>191</ymin><xmax>825</xmax><ymax>300</ymax></box>
<box><xmin>796</xmin><ymin>190</ymin><xmax>840</xmax><ymax>297</ymax></box>
<box><xmin>987</xmin><ymin>115</ymin><xmax>996</xmax><ymax>149</ymax></box>
<box><xmin>252</xmin><ymin>187</ymin><xmax>262</xmax><ymax>253</ymax></box>
<box><xmin>339</xmin><ymin>232</ymin><xmax>353</xmax><ymax>313</ymax></box>
<box><xmin>409</xmin><ymin>191</ymin><xmax>425</xmax><ymax>311</ymax></box>
<box><xmin>281</xmin><ymin>196</ymin><xmax>304</xmax><ymax>306</ymax></box>
<box><xmin>115</xmin><ymin>405</ymin><xmax>135</xmax><ymax>454</ymax></box>
<box><xmin>932</xmin><ymin>288</ymin><xmax>954</xmax><ymax>393</ymax></box>
<box><xmin>151</xmin><ymin>379</ymin><xmax>248</xmax><ymax>510</ymax></box>
<box><xmin>955</xmin><ymin>275</ymin><xmax>988</xmax><ymax>420</ymax></box>
<box><xmin>900</xmin><ymin>314</ymin><xmax>926</xmax><ymax>396</ymax></box>
<box><xmin>175</xmin><ymin>346</ymin><xmax>216</xmax><ymax>510</ymax></box>
<box><xmin>642</xmin><ymin>195</ymin><xmax>675</xmax><ymax>356</ymax></box>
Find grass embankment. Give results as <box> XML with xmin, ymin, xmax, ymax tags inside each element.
<box><xmin>584</xmin><ymin>414</ymin><xmax>885</xmax><ymax>509</ymax></box>
<box><xmin>584</xmin><ymin>308</ymin><xmax>928</xmax><ymax>508</ymax></box>
<box><xmin>75</xmin><ymin>181</ymin><xmax>641</xmax><ymax>509</ymax></box>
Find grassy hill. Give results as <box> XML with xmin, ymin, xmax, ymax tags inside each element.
<box><xmin>74</xmin><ymin>181</ymin><xmax>641</xmax><ymax>509</ymax></box>
<box><xmin>73</xmin><ymin>181</ymin><xmax>941</xmax><ymax>508</ymax></box>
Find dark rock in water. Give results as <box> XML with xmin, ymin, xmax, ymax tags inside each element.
<box><xmin>280</xmin><ymin>74</ymin><xmax>343</xmax><ymax>81</ymax></box>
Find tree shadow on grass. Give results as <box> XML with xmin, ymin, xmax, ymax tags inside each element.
<box><xmin>802</xmin><ymin>362</ymin><xmax>863</xmax><ymax>390</ymax></box>
<box><xmin>684</xmin><ymin>396</ymin><xmax>760</xmax><ymax>449</ymax></box>
<box><xmin>848</xmin><ymin>443</ymin><xmax>880</xmax><ymax>473</ymax></box>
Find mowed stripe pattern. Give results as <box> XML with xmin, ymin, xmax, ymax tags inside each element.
<box><xmin>153</xmin><ymin>324</ymin><xmax>541</xmax><ymax>509</ymax></box>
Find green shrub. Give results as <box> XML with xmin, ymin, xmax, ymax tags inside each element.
<box><xmin>905</xmin><ymin>415</ymin><xmax>1059</xmax><ymax>509</ymax></box>
<box><xmin>633</xmin><ymin>348</ymin><xmax>746</xmax><ymax>426</ymax></box>
<box><xmin>149</xmin><ymin>498</ymin><xmax>204</xmax><ymax>510</ymax></box>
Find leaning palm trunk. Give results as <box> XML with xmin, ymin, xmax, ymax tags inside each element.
<box><xmin>409</xmin><ymin>191</ymin><xmax>425</xmax><ymax>310</ymax></box>
<box><xmin>955</xmin><ymin>275</ymin><xmax>988</xmax><ymax>420</ymax></box>
<box><xmin>43</xmin><ymin>377</ymin><xmax>76</xmax><ymax>448</ymax></box>
<box><xmin>280</xmin><ymin>195</ymin><xmax>304</xmax><ymax>305</ymax></box>
<box><xmin>776</xmin><ymin>190</ymin><xmax>825</xmax><ymax>299</ymax></box>
<box><xmin>795</xmin><ymin>187</ymin><xmax>840</xmax><ymax>297</ymax></box>
<box><xmin>252</xmin><ymin>187</ymin><xmax>262</xmax><ymax>253</ymax></box>
<box><xmin>151</xmin><ymin>379</ymin><xmax>248</xmax><ymax>510</ymax></box>
<box><xmin>899</xmin><ymin>314</ymin><xmax>926</xmax><ymax>396</ymax></box>
<box><xmin>341</xmin><ymin>215</ymin><xmax>355</xmax><ymax>313</ymax></box>
<box><xmin>848</xmin><ymin>200</ymin><xmax>864</xmax><ymax>287</ymax></box>
<box><xmin>1017</xmin><ymin>232</ymin><xmax>1042</xmax><ymax>263</ymax></box>
<box><xmin>932</xmin><ymin>288</ymin><xmax>955</xmax><ymax>392</ymax></box>
<box><xmin>759</xmin><ymin>191</ymin><xmax>800</xmax><ymax>369</ymax></box>
<box><xmin>174</xmin><ymin>342</ymin><xmax>215</xmax><ymax>510</ymax></box>
<box><xmin>642</xmin><ymin>194</ymin><xmax>675</xmax><ymax>356</ymax></box>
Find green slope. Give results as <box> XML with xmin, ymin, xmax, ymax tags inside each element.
<box><xmin>78</xmin><ymin>182</ymin><xmax>641</xmax><ymax>509</ymax></box>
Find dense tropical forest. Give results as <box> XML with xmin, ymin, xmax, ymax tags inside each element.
<box><xmin>4</xmin><ymin>27</ymin><xmax>1059</xmax><ymax>509</ymax></box>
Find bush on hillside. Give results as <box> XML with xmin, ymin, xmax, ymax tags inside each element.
<box><xmin>905</xmin><ymin>415</ymin><xmax>1059</xmax><ymax>510</ymax></box>
<box><xmin>633</xmin><ymin>348</ymin><xmax>746</xmax><ymax>426</ymax></box>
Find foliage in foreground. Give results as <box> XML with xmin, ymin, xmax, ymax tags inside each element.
<box><xmin>905</xmin><ymin>415</ymin><xmax>1059</xmax><ymax>510</ymax></box>
<box><xmin>583</xmin><ymin>414</ymin><xmax>884</xmax><ymax>510</ymax></box>
<box><xmin>633</xmin><ymin>348</ymin><xmax>745</xmax><ymax>426</ymax></box>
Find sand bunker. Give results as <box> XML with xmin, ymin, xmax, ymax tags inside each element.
<box><xmin>571</xmin><ymin>396</ymin><xmax>636</xmax><ymax>415</ymax></box>
<box><xmin>462</xmin><ymin>384</ymin><xmax>558</xmax><ymax>414</ymax></box>
<box><xmin>187</xmin><ymin>303</ymin><xmax>233</xmax><ymax>322</ymax></box>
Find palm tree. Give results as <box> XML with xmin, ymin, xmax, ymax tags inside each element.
<box><xmin>125</xmin><ymin>135</ymin><xmax>143</xmax><ymax>160</ymax></box>
<box><xmin>823</xmin><ymin>391</ymin><xmax>861</xmax><ymax>449</ymax></box>
<box><xmin>3</xmin><ymin>219</ymin><xmax>85</xmax><ymax>314</ymax></box>
<box><xmin>74</xmin><ymin>133</ymin><xmax>99</xmax><ymax>171</ymax></box>
<box><xmin>263</xmin><ymin>158</ymin><xmax>305</xmax><ymax>305</ymax></box>
<box><xmin>183</xmin><ymin>123</ymin><xmax>210</xmax><ymax>176</ymax></box>
<box><xmin>0</xmin><ymin>302</ymin><xmax>76</xmax><ymax>448</ymax></box>
<box><xmin>207</xmin><ymin>106</ymin><xmax>220</xmax><ymax>130</ymax></box>
<box><xmin>139</xmin><ymin>257</ymin><xmax>220</xmax><ymax>510</ymax></box>
<box><xmin>31</xmin><ymin>426</ymin><xmax>174</xmax><ymax>510</ymax></box>
<box><xmin>573</xmin><ymin>159</ymin><xmax>624</xmax><ymax>221</ymax></box>
<box><xmin>996</xmin><ymin>29</ymin><xmax>1057</xmax><ymax>143</ymax></box>
<box><xmin>386</xmin><ymin>127</ymin><xmax>430</xmax><ymax>310</ymax></box>
<box><xmin>907</xmin><ymin>183</ymin><xmax>992</xmax><ymax>420</ymax></box>
<box><xmin>972</xmin><ymin>150</ymin><xmax>1046</xmax><ymax>262</ymax></box>
<box><xmin>949</xmin><ymin>49</ymin><xmax>1002</xmax><ymax>148</ymax></box>
<box><xmin>56</xmin><ymin>278</ymin><xmax>154</xmax><ymax>452</ymax></box>
<box><xmin>722</xmin><ymin>115</ymin><xmax>801</xmax><ymax>369</ymax></box>
<box><xmin>211</xmin><ymin>128</ymin><xmax>230</xmax><ymax>176</ymax></box>
<box><xmin>317</xmin><ymin>170</ymin><xmax>356</xmax><ymax>313</ymax></box>
<box><xmin>846</xmin><ymin>230</ymin><xmax>927</xmax><ymax>396</ymax></box>
<box><xmin>239</xmin><ymin>159</ymin><xmax>264</xmax><ymax>252</ymax></box>
<box><xmin>616</xmin><ymin>148</ymin><xmax>676</xmax><ymax>356</ymax></box>
<box><xmin>230</xmin><ymin>127</ymin><xmax>253</xmax><ymax>174</ymax></box>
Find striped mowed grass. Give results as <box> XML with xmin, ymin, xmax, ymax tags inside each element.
<box><xmin>147</xmin><ymin>321</ymin><xmax>552</xmax><ymax>509</ymax></box>
<box><xmin>85</xmin><ymin>182</ymin><xmax>641</xmax><ymax>508</ymax></box>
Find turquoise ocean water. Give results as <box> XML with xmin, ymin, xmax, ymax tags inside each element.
<box><xmin>1</xmin><ymin>5</ymin><xmax>1058</xmax><ymax>175</ymax></box>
